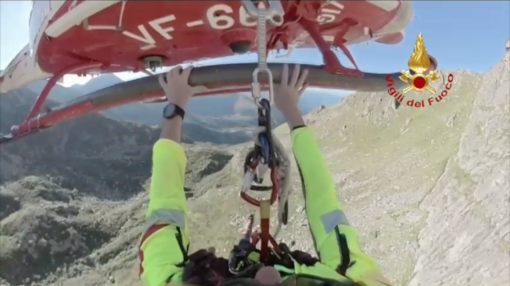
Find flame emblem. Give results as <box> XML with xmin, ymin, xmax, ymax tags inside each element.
<box><xmin>399</xmin><ymin>33</ymin><xmax>439</xmax><ymax>94</ymax></box>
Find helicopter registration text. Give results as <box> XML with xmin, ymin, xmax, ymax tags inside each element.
<box><xmin>121</xmin><ymin>5</ymin><xmax>258</xmax><ymax>50</ymax></box>
<box><xmin>317</xmin><ymin>1</ymin><xmax>344</xmax><ymax>24</ymax></box>
<box><xmin>122</xmin><ymin>2</ymin><xmax>345</xmax><ymax>51</ymax></box>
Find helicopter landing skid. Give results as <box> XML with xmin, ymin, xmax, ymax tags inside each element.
<box><xmin>0</xmin><ymin>63</ymin><xmax>409</xmax><ymax>146</ymax></box>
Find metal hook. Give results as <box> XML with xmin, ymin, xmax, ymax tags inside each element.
<box><xmin>251</xmin><ymin>68</ymin><xmax>274</xmax><ymax>107</ymax></box>
<box><xmin>241</xmin><ymin>0</ymin><xmax>285</xmax><ymax>27</ymax></box>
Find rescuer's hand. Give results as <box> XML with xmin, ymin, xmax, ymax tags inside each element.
<box><xmin>275</xmin><ymin>64</ymin><xmax>308</xmax><ymax>115</ymax></box>
<box><xmin>275</xmin><ymin>64</ymin><xmax>308</xmax><ymax>129</ymax></box>
<box><xmin>159</xmin><ymin>66</ymin><xmax>206</xmax><ymax>109</ymax></box>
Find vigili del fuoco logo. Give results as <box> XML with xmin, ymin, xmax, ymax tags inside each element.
<box><xmin>386</xmin><ymin>33</ymin><xmax>454</xmax><ymax>108</ymax></box>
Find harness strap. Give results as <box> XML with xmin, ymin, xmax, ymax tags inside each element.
<box><xmin>335</xmin><ymin>227</ymin><xmax>351</xmax><ymax>276</ymax></box>
<box><xmin>165</xmin><ymin>228</ymin><xmax>189</xmax><ymax>283</ymax></box>
<box><xmin>183</xmin><ymin>241</ymin><xmax>322</xmax><ymax>286</ymax></box>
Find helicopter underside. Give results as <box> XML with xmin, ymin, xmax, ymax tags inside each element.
<box><xmin>0</xmin><ymin>1</ymin><xmax>421</xmax><ymax>145</ymax></box>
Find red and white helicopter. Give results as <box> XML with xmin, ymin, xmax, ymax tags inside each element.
<box><xmin>0</xmin><ymin>0</ymin><xmax>431</xmax><ymax>144</ymax></box>
<box><xmin>0</xmin><ymin>0</ymin><xmax>439</xmax><ymax>265</ymax></box>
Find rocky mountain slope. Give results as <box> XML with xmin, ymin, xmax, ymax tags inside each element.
<box><xmin>26</xmin><ymin>75</ymin><xmax>342</xmax><ymax>128</ymax></box>
<box><xmin>21</xmin><ymin>76</ymin><xmax>342</xmax><ymax>143</ymax></box>
<box><xmin>0</xmin><ymin>45</ymin><xmax>508</xmax><ymax>286</ymax></box>
<box><xmin>0</xmin><ymin>88</ymin><xmax>253</xmax><ymax>145</ymax></box>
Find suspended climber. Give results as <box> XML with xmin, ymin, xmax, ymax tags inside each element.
<box><xmin>137</xmin><ymin>64</ymin><xmax>393</xmax><ymax>286</ymax></box>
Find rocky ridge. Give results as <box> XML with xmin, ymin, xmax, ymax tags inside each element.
<box><xmin>0</xmin><ymin>47</ymin><xmax>508</xmax><ymax>286</ymax></box>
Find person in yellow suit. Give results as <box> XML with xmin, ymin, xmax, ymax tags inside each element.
<box><xmin>138</xmin><ymin>64</ymin><xmax>393</xmax><ymax>286</ymax></box>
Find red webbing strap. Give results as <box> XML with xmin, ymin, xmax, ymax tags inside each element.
<box><xmin>259</xmin><ymin>199</ymin><xmax>271</xmax><ymax>263</ymax></box>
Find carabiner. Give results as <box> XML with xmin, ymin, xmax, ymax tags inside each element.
<box><xmin>240</xmin><ymin>164</ymin><xmax>279</xmax><ymax>207</ymax></box>
<box><xmin>249</xmin><ymin>0</ymin><xmax>278</xmax><ymax>108</ymax></box>
<box><xmin>251</xmin><ymin>68</ymin><xmax>275</xmax><ymax>106</ymax></box>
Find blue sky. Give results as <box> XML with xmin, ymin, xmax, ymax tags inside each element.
<box><xmin>1</xmin><ymin>1</ymin><xmax>508</xmax><ymax>85</ymax></box>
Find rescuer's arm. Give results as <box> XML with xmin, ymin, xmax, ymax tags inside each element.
<box><xmin>275</xmin><ymin>64</ymin><xmax>391</xmax><ymax>285</ymax></box>
<box><xmin>138</xmin><ymin>66</ymin><xmax>206</xmax><ymax>286</ymax></box>
<box><xmin>285</xmin><ymin>106</ymin><xmax>392</xmax><ymax>286</ymax></box>
<box><xmin>139</xmin><ymin>116</ymin><xmax>189</xmax><ymax>286</ymax></box>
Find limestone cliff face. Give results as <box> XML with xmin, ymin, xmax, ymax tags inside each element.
<box><xmin>409</xmin><ymin>49</ymin><xmax>510</xmax><ymax>286</ymax></box>
<box><xmin>183</xmin><ymin>47</ymin><xmax>509</xmax><ymax>286</ymax></box>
